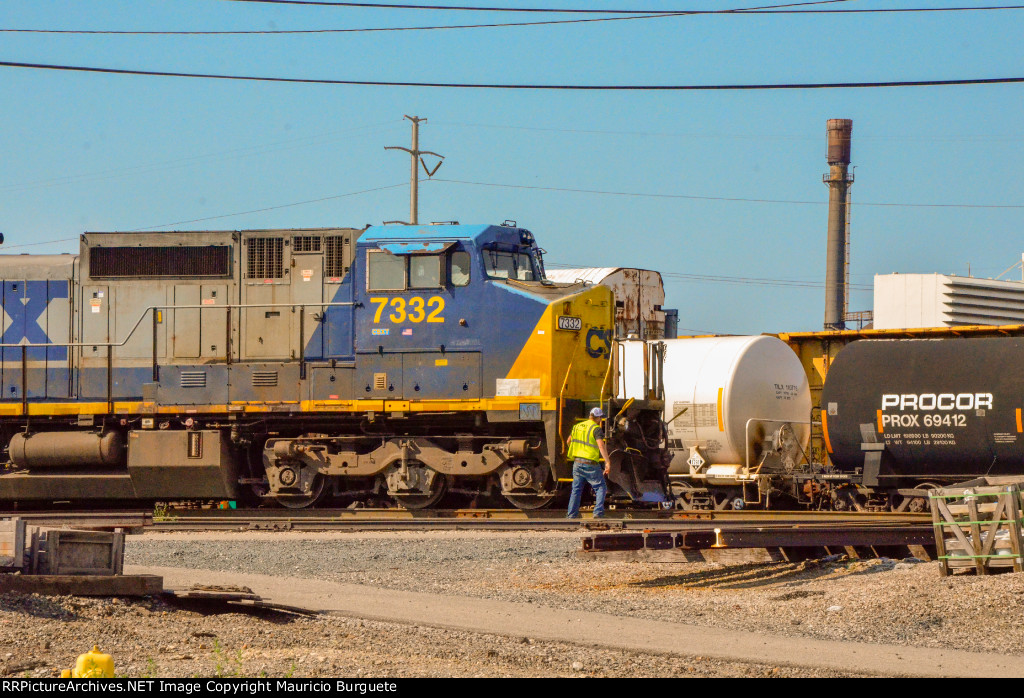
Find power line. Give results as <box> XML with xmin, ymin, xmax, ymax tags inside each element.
<box><xmin>546</xmin><ymin>262</ymin><xmax>871</xmax><ymax>291</ymax></box>
<box><xmin>0</xmin><ymin>13</ymin><xmax>683</xmax><ymax>35</ymax></box>
<box><xmin>127</xmin><ymin>182</ymin><xmax>408</xmax><ymax>230</ymax></box>
<box><xmin>434</xmin><ymin>120</ymin><xmax>1024</xmax><ymax>142</ymax></box>
<box><xmin>12</xmin><ymin>3</ymin><xmax>1024</xmax><ymax>35</ymax></box>
<box><xmin>0</xmin><ymin>1</ymin><xmax>862</xmax><ymax>37</ymax></box>
<box><xmin>432</xmin><ymin>178</ymin><xmax>1024</xmax><ymax>209</ymax></box>
<box><xmin>4</xmin><ymin>60</ymin><xmax>1024</xmax><ymax>91</ymax></box>
<box><xmin>0</xmin><ymin>182</ymin><xmax>408</xmax><ymax>250</ymax></box>
<box><xmin>217</xmin><ymin>0</ymin><xmax>850</xmax><ymax>13</ymax></box>
<box><xmin>0</xmin><ymin>121</ymin><xmax>401</xmax><ymax>193</ymax></box>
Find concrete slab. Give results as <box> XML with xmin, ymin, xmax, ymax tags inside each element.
<box><xmin>127</xmin><ymin>564</ymin><xmax>1024</xmax><ymax>678</ymax></box>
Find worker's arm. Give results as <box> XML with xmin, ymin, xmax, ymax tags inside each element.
<box><xmin>596</xmin><ymin>438</ymin><xmax>611</xmax><ymax>475</ymax></box>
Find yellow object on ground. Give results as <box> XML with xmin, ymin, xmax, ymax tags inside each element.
<box><xmin>61</xmin><ymin>646</ymin><xmax>114</xmax><ymax>678</ymax></box>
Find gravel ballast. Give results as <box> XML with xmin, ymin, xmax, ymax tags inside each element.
<box><xmin>2</xmin><ymin>529</ymin><xmax>1021</xmax><ymax>678</ymax></box>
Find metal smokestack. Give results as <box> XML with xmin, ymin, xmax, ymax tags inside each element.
<box><xmin>823</xmin><ymin>118</ymin><xmax>853</xmax><ymax>330</ymax></box>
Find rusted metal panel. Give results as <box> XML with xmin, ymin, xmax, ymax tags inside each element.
<box><xmin>545</xmin><ymin>267</ymin><xmax>666</xmax><ymax>339</ymax></box>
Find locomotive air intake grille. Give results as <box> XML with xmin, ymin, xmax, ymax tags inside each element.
<box><xmin>247</xmin><ymin>237</ymin><xmax>285</xmax><ymax>279</ymax></box>
<box><xmin>252</xmin><ymin>371</ymin><xmax>279</xmax><ymax>387</ymax></box>
<box><xmin>180</xmin><ymin>371</ymin><xmax>207</xmax><ymax>388</ymax></box>
<box><xmin>324</xmin><ymin>236</ymin><xmax>350</xmax><ymax>278</ymax></box>
<box><xmin>292</xmin><ymin>235</ymin><xmax>322</xmax><ymax>252</ymax></box>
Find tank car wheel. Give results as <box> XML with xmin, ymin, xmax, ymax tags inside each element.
<box><xmin>275</xmin><ymin>474</ymin><xmax>327</xmax><ymax>509</ymax></box>
<box><xmin>904</xmin><ymin>483</ymin><xmax>941</xmax><ymax>514</ymax></box>
<box><xmin>711</xmin><ymin>491</ymin><xmax>736</xmax><ymax>511</ymax></box>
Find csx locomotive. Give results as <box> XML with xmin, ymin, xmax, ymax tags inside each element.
<box><xmin>0</xmin><ymin>224</ymin><xmax>668</xmax><ymax>508</ymax></box>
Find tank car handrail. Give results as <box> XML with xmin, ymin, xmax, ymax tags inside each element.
<box><xmin>0</xmin><ymin>301</ymin><xmax>356</xmax><ymax>349</ymax></box>
<box><xmin>742</xmin><ymin>417</ymin><xmax>819</xmax><ymax>476</ymax></box>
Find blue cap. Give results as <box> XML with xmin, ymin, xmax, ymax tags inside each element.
<box><xmin>590</xmin><ymin>407</ymin><xmax>605</xmax><ymax>418</ymax></box>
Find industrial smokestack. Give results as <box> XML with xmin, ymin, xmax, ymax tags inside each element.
<box><xmin>823</xmin><ymin>118</ymin><xmax>853</xmax><ymax>330</ymax></box>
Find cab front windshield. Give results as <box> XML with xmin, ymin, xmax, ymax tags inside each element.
<box><xmin>483</xmin><ymin>245</ymin><xmax>537</xmax><ymax>281</ymax></box>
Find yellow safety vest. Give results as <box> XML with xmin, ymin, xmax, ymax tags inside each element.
<box><xmin>567</xmin><ymin>420</ymin><xmax>602</xmax><ymax>462</ymax></box>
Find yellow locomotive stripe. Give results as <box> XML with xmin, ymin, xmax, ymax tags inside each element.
<box><xmin>716</xmin><ymin>387</ymin><xmax>724</xmax><ymax>431</ymax></box>
<box><xmin>0</xmin><ymin>397</ymin><xmax>557</xmax><ymax>417</ymax></box>
<box><xmin>821</xmin><ymin>412</ymin><xmax>833</xmax><ymax>454</ymax></box>
<box><xmin>1017</xmin><ymin>408</ymin><xmax>1022</xmax><ymax>433</ymax></box>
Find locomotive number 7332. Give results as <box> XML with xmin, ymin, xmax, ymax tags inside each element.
<box><xmin>370</xmin><ymin>296</ymin><xmax>446</xmax><ymax>324</ymax></box>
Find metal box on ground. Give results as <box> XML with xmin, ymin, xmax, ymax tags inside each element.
<box><xmin>929</xmin><ymin>477</ymin><xmax>1024</xmax><ymax>576</ymax></box>
<box><xmin>29</xmin><ymin>529</ymin><xmax>125</xmax><ymax>576</ymax></box>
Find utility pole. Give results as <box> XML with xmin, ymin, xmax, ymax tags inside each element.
<box><xmin>385</xmin><ymin>115</ymin><xmax>444</xmax><ymax>224</ymax></box>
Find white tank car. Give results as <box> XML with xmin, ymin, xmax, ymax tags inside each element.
<box><xmin>618</xmin><ymin>336</ymin><xmax>811</xmax><ymax>476</ymax></box>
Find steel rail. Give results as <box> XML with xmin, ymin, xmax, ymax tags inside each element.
<box><xmin>149</xmin><ymin>507</ymin><xmax>930</xmax><ymax>532</ymax></box>
<box><xmin>0</xmin><ymin>510</ymin><xmax>152</xmax><ymax>531</ymax></box>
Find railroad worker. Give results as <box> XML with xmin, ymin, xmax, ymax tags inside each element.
<box><xmin>566</xmin><ymin>406</ymin><xmax>612</xmax><ymax>519</ymax></box>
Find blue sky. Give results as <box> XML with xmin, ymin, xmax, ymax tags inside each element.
<box><xmin>2</xmin><ymin>1</ymin><xmax>1023</xmax><ymax>334</ymax></box>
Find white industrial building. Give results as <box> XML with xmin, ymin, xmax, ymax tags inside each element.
<box><xmin>873</xmin><ymin>273</ymin><xmax>1024</xmax><ymax>329</ymax></box>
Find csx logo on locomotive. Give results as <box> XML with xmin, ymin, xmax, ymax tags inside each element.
<box><xmin>586</xmin><ymin>328</ymin><xmax>612</xmax><ymax>359</ymax></box>
<box><xmin>0</xmin><ymin>280</ymin><xmax>68</xmax><ymax>361</ymax></box>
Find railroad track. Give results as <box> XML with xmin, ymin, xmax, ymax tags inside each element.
<box><xmin>1</xmin><ymin>508</ymin><xmax>937</xmax><ymax>561</ymax></box>
<box><xmin>1</xmin><ymin>507</ymin><xmax>931</xmax><ymax>533</ymax></box>
<box><xmin>149</xmin><ymin>507</ymin><xmax>930</xmax><ymax>532</ymax></box>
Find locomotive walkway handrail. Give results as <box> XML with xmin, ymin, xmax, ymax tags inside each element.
<box><xmin>0</xmin><ymin>301</ymin><xmax>357</xmax><ymax>350</ymax></box>
<box><xmin>0</xmin><ymin>301</ymin><xmax>357</xmax><ymax>411</ymax></box>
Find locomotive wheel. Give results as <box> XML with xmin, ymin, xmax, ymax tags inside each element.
<box><xmin>393</xmin><ymin>475</ymin><xmax>448</xmax><ymax>510</ymax></box>
<box><xmin>503</xmin><ymin>492</ymin><xmax>556</xmax><ymax>510</ymax></box>
<box><xmin>275</xmin><ymin>474</ymin><xmax>327</xmax><ymax>509</ymax></box>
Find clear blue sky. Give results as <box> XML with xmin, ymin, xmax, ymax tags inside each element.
<box><xmin>2</xmin><ymin>1</ymin><xmax>1023</xmax><ymax>334</ymax></box>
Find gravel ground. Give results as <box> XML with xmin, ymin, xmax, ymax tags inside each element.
<box><xmin>3</xmin><ymin>529</ymin><xmax>1022</xmax><ymax>678</ymax></box>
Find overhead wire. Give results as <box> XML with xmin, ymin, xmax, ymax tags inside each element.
<box><xmin>214</xmin><ymin>0</ymin><xmax>1023</xmax><ymax>15</ymax></box>
<box><xmin>215</xmin><ymin>0</ymin><xmax>851</xmax><ymax>13</ymax></box>
<box><xmin>429</xmin><ymin>178</ymin><xmax>1024</xmax><ymax>209</ymax></box>
<box><xmin>0</xmin><ymin>182</ymin><xmax>409</xmax><ymax>250</ymax></box>
<box><xmin>8</xmin><ymin>3</ymin><xmax>1024</xmax><ymax>35</ymax></box>
<box><xmin>0</xmin><ymin>1</ymin><xmax>851</xmax><ymax>36</ymax></box>
<box><xmin>545</xmin><ymin>263</ymin><xmax>872</xmax><ymax>291</ymax></box>
<box><xmin>0</xmin><ymin>121</ymin><xmax>402</xmax><ymax>193</ymax></box>
<box><xmin>3</xmin><ymin>60</ymin><xmax>1024</xmax><ymax>91</ymax></box>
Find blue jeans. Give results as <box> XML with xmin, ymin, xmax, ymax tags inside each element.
<box><xmin>566</xmin><ymin>460</ymin><xmax>607</xmax><ymax>518</ymax></box>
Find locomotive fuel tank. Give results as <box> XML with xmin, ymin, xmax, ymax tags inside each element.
<box><xmin>821</xmin><ymin>338</ymin><xmax>1024</xmax><ymax>481</ymax></box>
<box><xmin>619</xmin><ymin>336</ymin><xmax>811</xmax><ymax>474</ymax></box>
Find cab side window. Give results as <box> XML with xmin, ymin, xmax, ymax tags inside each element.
<box><xmin>368</xmin><ymin>251</ymin><xmax>406</xmax><ymax>291</ymax></box>
<box><xmin>451</xmin><ymin>251</ymin><xmax>471</xmax><ymax>287</ymax></box>
<box><xmin>483</xmin><ymin>245</ymin><xmax>535</xmax><ymax>281</ymax></box>
<box><xmin>409</xmin><ymin>255</ymin><xmax>442</xmax><ymax>289</ymax></box>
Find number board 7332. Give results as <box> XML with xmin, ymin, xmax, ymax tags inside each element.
<box><xmin>557</xmin><ymin>315</ymin><xmax>582</xmax><ymax>331</ymax></box>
